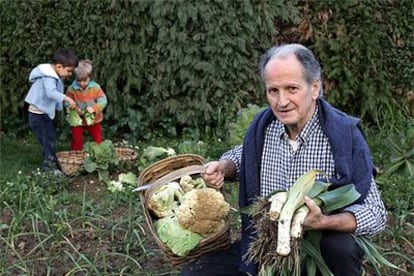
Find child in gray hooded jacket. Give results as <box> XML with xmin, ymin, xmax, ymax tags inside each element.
<box><xmin>24</xmin><ymin>49</ymin><xmax>78</xmax><ymax>173</ymax></box>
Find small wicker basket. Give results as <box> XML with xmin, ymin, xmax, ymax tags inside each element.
<box><xmin>115</xmin><ymin>147</ymin><xmax>138</xmax><ymax>162</ymax></box>
<box><xmin>138</xmin><ymin>154</ymin><xmax>231</xmax><ymax>266</ymax></box>
<box><xmin>57</xmin><ymin>150</ymin><xmax>86</xmax><ymax>175</ymax></box>
<box><xmin>57</xmin><ymin>147</ymin><xmax>138</xmax><ymax>175</ymax></box>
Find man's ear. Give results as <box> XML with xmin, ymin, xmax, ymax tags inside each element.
<box><xmin>312</xmin><ymin>80</ymin><xmax>320</xmax><ymax>99</ymax></box>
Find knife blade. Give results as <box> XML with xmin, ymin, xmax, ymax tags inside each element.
<box><xmin>132</xmin><ymin>183</ymin><xmax>153</xmax><ymax>192</ymax></box>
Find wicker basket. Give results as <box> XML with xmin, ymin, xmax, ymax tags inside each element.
<box><xmin>57</xmin><ymin>150</ymin><xmax>86</xmax><ymax>175</ymax></box>
<box><xmin>138</xmin><ymin>154</ymin><xmax>231</xmax><ymax>266</ymax></box>
<box><xmin>57</xmin><ymin>147</ymin><xmax>138</xmax><ymax>176</ymax></box>
<box><xmin>115</xmin><ymin>147</ymin><xmax>138</xmax><ymax>162</ymax></box>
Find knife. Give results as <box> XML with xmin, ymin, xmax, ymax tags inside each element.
<box><xmin>132</xmin><ymin>183</ymin><xmax>154</xmax><ymax>192</ymax></box>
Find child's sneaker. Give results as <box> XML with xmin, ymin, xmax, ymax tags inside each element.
<box><xmin>53</xmin><ymin>169</ymin><xmax>64</xmax><ymax>176</ymax></box>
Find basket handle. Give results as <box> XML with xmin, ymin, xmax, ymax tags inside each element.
<box><xmin>144</xmin><ymin>165</ymin><xmax>206</xmax><ymax>200</ymax></box>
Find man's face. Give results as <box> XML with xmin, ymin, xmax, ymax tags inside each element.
<box><xmin>55</xmin><ymin>64</ymin><xmax>74</xmax><ymax>79</ymax></box>
<box><xmin>264</xmin><ymin>54</ymin><xmax>320</xmax><ymax>138</ymax></box>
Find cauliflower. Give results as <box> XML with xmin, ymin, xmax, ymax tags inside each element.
<box><xmin>176</xmin><ymin>187</ymin><xmax>230</xmax><ymax>237</ymax></box>
<box><xmin>148</xmin><ymin>182</ymin><xmax>184</xmax><ymax>218</ymax></box>
<box><xmin>179</xmin><ymin>175</ymin><xmax>194</xmax><ymax>192</ymax></box>
<box><xmin>179</xmin><ymin>175</ymin><xmax>207</xmax><ymax>192</ymax></box>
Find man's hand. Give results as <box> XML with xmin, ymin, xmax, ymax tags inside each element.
<box><xmin>203</xmin><ymin>161</ymin><xmax>225</xmax><ymax>189</ymax></box>
<box><xmin>303</xmin><ymin>196</ymin><xmax>357</xmax><ymax>232</ymax></box>
<box><xmin>302</xmin><ymin>196</ymin><xmax>325</xmax><ymax>230</ymax></box>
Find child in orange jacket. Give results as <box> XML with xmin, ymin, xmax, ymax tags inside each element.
<box><xmin>65</xmin><ymin>59</ymin><xmax>108</xmax><ymax>150</ymax></box>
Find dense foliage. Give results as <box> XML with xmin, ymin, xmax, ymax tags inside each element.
<box><xmin>0</xmin><ymin>0</ymin><xmax>412</xmax><ymax>140</ymax></box>
<box><xmin>310</xmin><ymin>0</ymin><xmax>413</xmax><ymax>126</ymax></box>
<box><xmin>0</xmin><ymin>0</ymin><xmax>298</xmax><ymax>139</ymax></box>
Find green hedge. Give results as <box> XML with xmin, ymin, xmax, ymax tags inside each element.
<box><xmin>1</xmin><ymin>0</ymin><xmax>412</xmax><ymax>140</ymax></box>
<box><xmin>310</xmin><ymin>0</ymin><xmax>413</xmax><ymax>126</ymax></box>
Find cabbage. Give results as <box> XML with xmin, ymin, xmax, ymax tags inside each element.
<box><xmin>66</xmin><ymin>109</ymin><xmax>82</xmax><ymax>127</ymax></box>
<box><xmin>154</xmin><ymin>215</ymin><xmax>203</xmax><ymax>256</ymax></box>
<box><xmin>83</xmin><ymin>140</ymin><xmax>119</xmax><ymax>182</ymax></box>
<box><xmin>84</xmin><ymin>111</ymin><xmax>95</xmax><ymax>126</ymax></box>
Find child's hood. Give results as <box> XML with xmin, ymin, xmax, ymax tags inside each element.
<box><xmin>29</xmin><ymin>64</ymin><xmax>59</xmax><ymax>82</ymax></box>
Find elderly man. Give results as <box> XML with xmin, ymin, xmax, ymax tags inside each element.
<box><xmin>182</xmin><ymin>43</ymin><xmax>387</xmax><ymax>276</ymax></box>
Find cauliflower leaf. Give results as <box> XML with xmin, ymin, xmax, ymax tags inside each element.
<box><xmin>154</xmin><ymin>215</ymin><xmax>203</xmax><ymax>256</ymax></box>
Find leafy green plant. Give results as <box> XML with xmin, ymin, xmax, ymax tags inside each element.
<box><xmin>354</xmin><ymin>235</ymin><xmax>407</xmax><ymax>276</ymax></box>
<box><xmin>137</xmin><ymin>146</ymin><xmax>176</xmax><ymax>172</ymax></box>
<box><xmin>383</xmin><ymin>124</ymin><xmax>414</xmax><ymax>177</ymax></box>
<box><xmin>83</xmin><ymin>110</ymin><xmax>95</xmax><ymax>126</ymax></box>
<box><xmin>177</xmin><ymin>140</ymin><xmax>208</xmax><ymax>156</ymax></box>
<box><xmin>228</xmin><ymin>104</ymin><xmax>266</xmax><ymax>146</ymax></box>
<box><xmin>83</xmin><ymin>140</ymin><xmax>119</xmax><ymax>182</ymax></box>
<box><xmin>376</xmin><ymin>174</ymin><xmax>414</xmax><ymax>214</ymax></box>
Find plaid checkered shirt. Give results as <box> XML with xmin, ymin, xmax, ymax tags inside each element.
<box><xmin>221</xmin><ymin>108</ymin><xmax>386</xmax><ymax>236</ymax></box>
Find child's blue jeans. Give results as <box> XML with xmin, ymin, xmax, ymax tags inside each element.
<box><xmin>28</xmin><ymin>112</ymin><xmax>60</xmax><ymax>171</ymax></box>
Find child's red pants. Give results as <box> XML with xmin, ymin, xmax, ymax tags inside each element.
<box><xmin>70</xmin><ymin>123</ymin><xmax>103</xmax><ymax>150</ymax></box>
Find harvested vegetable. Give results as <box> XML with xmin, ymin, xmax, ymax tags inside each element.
<box><xmin>154</xmin><ymin>215</ymin><xmax>203</xmax><ymax>256</ymax></box>
<box><xmin>268</xmin><ymin>191</ymin><xmax>288</xmax><ymax>221</ymax></box>
<box><xmin>83</xmin><ymin>140</ymin><xmax>119</xmax><ymax>182</ymax></box>
<box><xmin>244</xmin><ymin>170</ymin><xmax>361</xmax><ymax>276</ymax></box>
<box><xmin>277</xmin><ymin>169</ymin><xmax>319</xmax><ymax>256</ymax></box>
<box><xmin>143</xmin><ymin>146</ymin><xmax>176</xmax><ymax>160</ymax></box>
<box><xmin>148</xmin><ymin>182</ymin><xmax>184</xmax><ymax>218</ymax></box>
<box><xmin>179</xmin><ymin>175</ymin><xmax>206</xmax><ymax>192</ymax></box>
<box><xmin>118</xmin><ymin>172</ymin><xmax>137</xmax><ymax>186</ymax></box>
<box><xmin>84</xmin><ymin>110</ymin><xmax>95</xmax><ymax>126</ymax></box>
<box><xmin>66</xmin><ymin>108</ymin><xmax>82</xmax><ymax>126</ymax></box>
<box><xmin>146</xmin><ymin>174</ymin><xmax>231</xmax><ymax>257</ymax></box>
<box><xmin>176</xmin><ymin>187</ymin><xmax>230</xmax><ymax>237</ymax></box>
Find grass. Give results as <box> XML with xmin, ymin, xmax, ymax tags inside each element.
<box><xmin>1</xmin><ymin>133</ymin><xmax>413</xmax><ymax>275</ymax></box>
<box><xmin>0</xmin><ymin>134</ymin><xmax>181</xmax><ymax>275</ymax></box>
<box><xmin>0</xmin><ymin>136</ymin><xmax>42</xmax><ymax>178</ymax></box>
